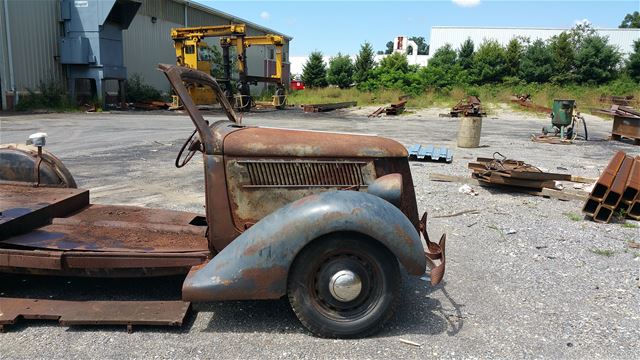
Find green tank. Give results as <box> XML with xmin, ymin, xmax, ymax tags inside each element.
<box><xmin>551</xmin><ymin>99</ymin><xmax>575</xmax><ymax>127</ymax></box>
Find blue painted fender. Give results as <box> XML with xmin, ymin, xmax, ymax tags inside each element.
<box><xmin>182</xmin><ymin>190</ymin><xmax>426</xmax><ymax>301</ymax></box>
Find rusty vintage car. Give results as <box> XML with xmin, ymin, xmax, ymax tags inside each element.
<box><xmin>0</xmin><ymin>65</ymin><xmax>445</xmax><ymax>338</ymax></box>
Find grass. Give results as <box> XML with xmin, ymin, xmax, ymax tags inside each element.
<box><xmin>564</xmin><ymin>212</ymin><xmax>582</xmax><ymax>221</ymax></box>
<box><xmin>286</xmin><ymin>82</ymin><xmax>640</xmax><ymax>111</ymax></box>
<box><xmin>621</xmin><ymin>222</ymin><xmax>638</xmax><ymax>229</ymax></box>
<box><xmin>590</xmin><ymin>248</ymin><xmax>615</xmax><ymax>257</ymax></box>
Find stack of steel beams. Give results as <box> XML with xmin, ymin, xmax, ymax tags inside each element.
<box><xmin>582</xmin><ymin>151</ymin><xmax>640</xmax><ymax>223</ymax></box>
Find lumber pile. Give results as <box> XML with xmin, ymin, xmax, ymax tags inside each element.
<box><xmin>302</xmin><ymin>101</ymin><xmax>357</xmax><ymax>113</ymax></box>
<box><xmin>582</xmin><ymin>151</ymin><xmax>640</xmax><ymax>223</ymax></box>
<box><xmin>593</xmin><ymin>104</ymin><xmax>640</xmax><ymax>119</ymax></box>
<box><xmin>468</xmin><ymin>155</ymin><xmax>571</xmax><ymax>190</ymax></box>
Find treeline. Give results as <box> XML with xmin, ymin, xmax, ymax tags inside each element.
<box><xmin>301</xmin><ymin>24</ymin><xmax>640</xmax><ymax>96</ymax></box>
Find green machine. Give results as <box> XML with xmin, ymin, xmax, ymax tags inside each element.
<box><xmin>542</xmin><ymin>99</ymin><xmax>588</xmax><ymax>140</ymax></box>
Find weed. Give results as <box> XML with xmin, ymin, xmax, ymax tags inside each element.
<box><xmin>621</xmin><ymin>222</ymin><xmax>638</xmax><ymax>229</ymax></box>
<box><xmin>590</xmin><ymin>248</ymin><xmax>615</xmax><ymax>257</ymax></box>
<box><xmin>564</xmin><ymin>212</ymin><xmax>582</xmax><ymax>221</ymax></box>
<box><xmin>15</xmin><ymin>80</ymin><xmax>77</xmax><ymax>111</ymax></box>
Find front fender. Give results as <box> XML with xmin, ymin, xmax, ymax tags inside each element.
<box><xmin>182</xmin><ymin>190</ymin><xmax>426</xmax><ymax>301</ymax></box>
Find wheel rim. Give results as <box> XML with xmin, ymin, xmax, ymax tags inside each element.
<box><xmin>310</xmin><ymin>251</ymin><xmax>383</xmax><ymax>321</ymax></box>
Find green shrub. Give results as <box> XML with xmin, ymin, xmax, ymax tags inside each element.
<box><xmin>15</xmin><ymin>81</ymin><xmax>75</xmax><ymax>111</ymax></box>
<box><xmin>125</xmin><ymin>74</ymin><xmax>162</xmax><ymax>103</ymax></box>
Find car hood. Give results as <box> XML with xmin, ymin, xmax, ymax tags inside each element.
<box><xmin>222</xmin><ymin>126</ymin><xmax>408</xmax><ymax>158</ymax></box>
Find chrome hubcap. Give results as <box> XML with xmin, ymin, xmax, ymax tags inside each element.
<box><xmin>329</xmin><ymin>270</ymin><xmax>362</xmax><ymax>302</ymax></box>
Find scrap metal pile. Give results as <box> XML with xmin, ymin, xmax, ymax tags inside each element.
<box><xmin>450</xmin><ymin>96</ymin><xmax>486</xmax><ymax>117</ymax></box>
<box><xmin>368</xmin><ymin>100</ymin><xmax>407</xmax><ymax>117</ymax></box>
<box><xmin>510</xmin><ymin>94</ymin><xmax>552</xmax><ymax>113</ymax></box>
<box><xmin>302</xmin><ymin>101</ymin><xmax>357</xmax><ymax>113</ymax></box>
<box><xmin>468</xmin><ymin>154</ymin><xmax>571</xmax><ymax>190</ymax></box>
<box><xmin>582</xmin><ymin>151</ymin><xmax>640</xmax><ymax>223</ymax></box>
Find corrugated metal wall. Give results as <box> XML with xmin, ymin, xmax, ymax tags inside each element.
<box><xmin>429</xmin><ymin>27</ymin><xmax>640</xmax><ymax>58</ymax></box>
<box><xmin>0</xmin><ymin>0</ymin><xmax>290</xmax><ymax>108</ymax></box>
<box><xmin>0</xmin><ymin>0</ymin><xmax>64</xmax><ymax>92</ymax></box>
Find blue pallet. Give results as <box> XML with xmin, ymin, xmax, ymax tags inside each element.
<box><xmin>407</xmin><ymin>144</ymin><xmax>453</xmax><ymax>163</ymax></box>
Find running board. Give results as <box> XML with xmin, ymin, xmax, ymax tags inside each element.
<box><xmin>0</xmin><ymin>298</ymin><xmax>190</xmax><ymax>333</ymax></box>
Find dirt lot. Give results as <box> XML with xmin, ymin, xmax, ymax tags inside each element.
<box><xmin>1</xmin><ymin>106</ymin><xmax>639</xmax><ymax>359</ymax></box>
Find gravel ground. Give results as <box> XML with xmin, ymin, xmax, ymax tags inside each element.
<box><xmin>0</xmin><ymin>106</ymin><xmax>639</xmax><ymax>359</ymax></box>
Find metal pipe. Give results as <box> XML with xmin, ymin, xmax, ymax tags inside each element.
<box><xmin>184</xmin><ymin>1</ymin><xmax>189</xmax><ymax>26</ymax></box>
<box><xmin>2</xmin><ymin>0</ymin><xmax>17</xmax><ymax>107</ymax></box>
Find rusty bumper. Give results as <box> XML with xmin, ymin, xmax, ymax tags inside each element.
<box><xmin>182</xmin><ymin>190</ymin><xmax>445</xmax><ymax>302</ymax></box>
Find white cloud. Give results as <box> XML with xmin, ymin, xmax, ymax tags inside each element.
<box><xmin>574</xmin><ymin>18</ymin><xmax>591</xmax><ymax>26</ymax></box>
<box><xmin>452</xmin><ymin>0</ymin><xmax>481</xmax><ymax>7</ymax></box>
<box><xmin>260</xmin><ymin>11</ymin><xmax>270</xmax><ymax>20</ymax></box>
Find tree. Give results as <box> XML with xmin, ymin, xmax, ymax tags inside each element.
<box><xmin>421</xmin><ymin>45</ymin><xmax>466</xmax><ymax>88</ymax></box>
<box><xmin>619</xmin><ymin>11</ymin><xmax>640</xmax><ymax>28</ymax></box>
<box><xmin>301</xmin><ymin>51</ymin><xmax>328</xmax><ymax>88</ymax></box>
<box><xmin>504</xmin><ymin>38</ymin><xmax>523</xmax><ymax>77</ymax></box>
<box><xmin>472</xmin><ymin>40</ymin><xmax>507</xmax><ymax>84</ymax></box>
<box><xmin>520</xmin><ymin>39</ymin><xmax>553</xmax><ymax>83</ymax></box>
<box><xmin>458</xmin><ymin>38</ymin><xmax>475</xmax><ymax>70</ymax></box>
<box><xmin>378</xmin><ymin>52</ymin><xmax>409</xmax><ymax>73</ymax></box>
<box><xmin>408</xmin><ymin>36</ymin><xmax>429</xmax><ymax>55</ymax></box>
<box><xmin>353</xmin><ymin>42</ymin><xmax>376</xmax><ymax>84</ymax></box>
<box><xmin>574</xmin><ymin>35</ymin><xmax>622</xmax><ymax>84</ymax></box>
<box><xmin>327</xmin><ymin>53</ymin><xmax>354</xmax><ymax>89</ymax></box>
<box><xmin>548</xmin><ymin>32</ymin><xmax>577</xmax><ymax>84</ymax></box>
<box><xmin>384</xmin><ymin>41</ymin><xmax>394</xmax><ymax>54</ymax></box>
<box><xmin>570</xmin><ymin>21</ymin><xmax>596</xmax><ymax>49</ymax></box>
<box><xmin>627</xmin><ymin>39</ymin><xmax>640</xmax><ymax>82</ymax></box>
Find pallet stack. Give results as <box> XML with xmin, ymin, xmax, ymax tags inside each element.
<box><xmin>582</xmin><ymin>151</ymin><xmax>640</xmax><ymax>223</ymax></box>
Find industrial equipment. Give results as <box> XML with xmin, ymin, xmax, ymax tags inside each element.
<box><xmin>59</xmin><ymin>0</ymin><xmax>141</xmax><ymax>107</ymax></box>
<box><xmin>171</xmin><ymin>25</ymin><xmax>287</xmax><ymax>111</ymax></box>
<box><xmin>171</xmin><ymin>24</ymin><xmax>246</xmax><ymax>105</ymax></box>
<box><xmin>542</xmin><ymin>99</ymin><xmax>588</xmax><ymax>140</ymax></box>
<box><xmin>220</xmin><ymin>34</ymin><xmax>287</xmax><ymax>110</ymax></box>
<box><xmin>0</xmin><ymin>65</ymin><xmax>445</xmax><ymax>338</ymax></box>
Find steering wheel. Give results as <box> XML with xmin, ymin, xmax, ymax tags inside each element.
<box><xmin>175</xmin><ymin>129</ymin><xmax>201</xmax><ymax>168</ymax></box>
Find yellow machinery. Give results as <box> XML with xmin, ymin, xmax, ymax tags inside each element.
<box><xmin>171</xmin><ymin>24</ymin><xmax>287</xmax><ymax>111</ymax></box>
<box><xmin>171</xmin><ymin>24</ymin><xmax>246</xmax><ymax>105</ymax></box>
<box><xmin>220</xmin><ymin>34</ymin><xmax>287</xmax><ymax>110</ymax></box>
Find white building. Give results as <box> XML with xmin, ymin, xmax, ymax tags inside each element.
<box><xmin>429</xmin><ymin>26</ymin><xmax>640</xmax><ymax>58</ymax></box>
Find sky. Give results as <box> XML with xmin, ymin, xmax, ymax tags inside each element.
<box><xmin>202</xmin><ymin>0</ymin><xmax>640</xmax><ymax>56</ymax></box>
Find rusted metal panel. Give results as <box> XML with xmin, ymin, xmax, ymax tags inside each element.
<box><xmin>222</xmin><ymin>127</ymin><xmax>409</xmax><ymax>158</ymax></box>
<box><xmin>0</xmin><ymin>248</ymin><xmax>62</xmax><ymax>270</ymax></box>
<box><xmin>0</xmin><ymin>185</ymin><xmax>89</xmax><ymax>239</ymax></box>
<box><xmin>622</xmin><ymin>156</ymin><xmax>640</xmax><ymax>203</ymax></box>
<box><xmin>0</xmin><ymin>298</ymin><xmax>190</xmax><ymax>331</ymax></box>
<box><xmin>182</xmin><ymin>191</ymin><xmax>430</xmax><ymax>302</ymax></box>
<box><xmin>602</xmin><ymin>155</ymin><xmax>634</xmax><ymax>207</ymax></box>
<box><xmin>590</xmin><ymin>151</ymin><xmax>626</xmax><ymax>200</ymax></box>
<box><xmin>611</xmin><ymin>115</ymin><xmax>640</xmax><ymax>144</ymax></box>
<box><xmin>302</xmin><ymin>101</ymin><xmax>357</xmax><ymax>112</ymax></box>
<box><xmin>0</xmin><ymin>144</ymin><xmax>77</xmax><ymax>187</ymax></box>
<box><xmin>225</xmin><ymin>158</ymin><xmax>377</xmax><ymax>230</ymax></box>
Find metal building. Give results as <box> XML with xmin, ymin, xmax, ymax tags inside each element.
<box><xmin>429</xmin><ymin>26</ymin><xmax>640</xmax><ymax>58</ymax></box>
<box><xmin>0</xmin><ymin>0</ymin><xmax>291</xmax><ymax>110</ymax></box>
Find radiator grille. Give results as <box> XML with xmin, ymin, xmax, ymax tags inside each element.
<box><xmin>239</xmin><ymin>161</ymin><xmax>367</xmax><ymax>187</ymax></box>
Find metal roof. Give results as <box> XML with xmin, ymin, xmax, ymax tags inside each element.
<box><xmin>429</xmin><ymin>26</ymin><xmax>640</xmax><ymax>57</ymax></box>
<box><xmin>174</xmin><ymin>0</ymin><xmax>293</xmax><ymax>40</ymax></box>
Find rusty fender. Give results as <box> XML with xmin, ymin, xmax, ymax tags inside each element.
<box><xmin>182</xmin><ymin>190</ymin><xmax>426</xmax><ymax>301</ymax></box>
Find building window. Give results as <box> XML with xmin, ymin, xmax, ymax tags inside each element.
<box><xmin>269</xmin><ymin>48</ymin><xmax>275</xmax><ymax>60</ymax></box>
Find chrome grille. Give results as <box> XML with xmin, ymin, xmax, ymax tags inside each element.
<box><xmin>239</xmin><ymin>161</ymin><xmax>367</xmax><ymax>187</ymax></box>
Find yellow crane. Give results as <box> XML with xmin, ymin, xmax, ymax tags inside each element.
<box><xmin>220</xmin><ymin>34</ymin><xmax>287</xmax><ymax>110</ymax></box>
<box><xmin>171</xmin><ymin>24</ymin><xmax>287</xmax><ymax>110</ymax></box>
<box><xmin>171</xmin><ymin>24</ymin><xmax>246</xmax><ymax>105</ymax></box>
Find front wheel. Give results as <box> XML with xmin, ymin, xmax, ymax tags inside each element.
<box><xmin>287</xmin><ymin>234</ymin><xmax>401</xmax><ymax>338</ymax></box>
